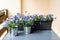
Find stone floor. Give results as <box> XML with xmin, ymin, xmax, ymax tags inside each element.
<box><xmin>3</xmin><ymin>30</ymin><xmax>60</xmax><ymax>40</ymax></box>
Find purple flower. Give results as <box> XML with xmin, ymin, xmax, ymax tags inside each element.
<box><xmin>43</xmin><ymin>18</ymin><xmax>46</xmax><ymax>21</ymax></box>
<box><xmin>47</xmin><ymin>14</ymin><xmax>53</xmax><ymax>17</ymax></box>
<box><xmin>33</xmin><ymin>14</ymin><xmax>37</xmax><ymax>16</ymax></box>
<box><xmin>17</xmin><ymin>13</ymin><xmax>21</xmax><ymax>17</ymax></box>
<box><xmin>6</xmin><ymin>18</ymin><xmax>9</xmax><ymax>21</ymax></box>
<box><xmin>23</xmin><ymin>16</ymin><xmax>28</xmax><ymax>21</ymax></box>
<box><xmin>15</xmin><ymin>15</ymin><xmax>18</xmax><ymax>19</ymax></box>
<box><xmin>39</xmin><ymin>15</ymin><xmax>43</xmax><ymax>17</ymax></box>
<box><xmin>20</xmin><ymin>16</ymin><xmax>22</xmax><ymax>18</ymax></box>
<box><xmin>29</xmin><ymin>16</ymin><xmax>34</xmax><ymax>20</ymax></box>
<box><xmin>9</xmin><ymin>16</ymin><xmax>15</xmax><ymax>22</ymax></box>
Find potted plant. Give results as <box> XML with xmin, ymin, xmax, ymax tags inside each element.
<box><xmin>40</xmin><ymin>14</ymin><xmax>53</xmax><ymax>30</ymax></box>
<box><xmin>33</xmin><ymin>14</ymin><xmax>53</xmax><ymax>30</ymax></box>
<box><xmin>33</xmin><ymin>15</ymin><xmax>43</xmax><ymax>30</ymax></box>
<box><xmin>7</xmin><ymin>21</ymin><xmax>18</xmax><ymax>36</ymax></box>
<box><xmin>14</xmin><ymin>15</ymin><xmax>23</xmax><ymax>30</ymax></box>
<box><xmin>20</xmin><ymin>16</ymin><xmax>34</xmax><ymax>34</ymax></box>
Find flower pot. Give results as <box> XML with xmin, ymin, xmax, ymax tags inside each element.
<box><xmin>33</xmin><ymin>21</ymin><xmax>41</xmax><ymax>30</ymax></box>
<box><xmin>40</xmin><ymin>21</ymin><xmax>53</xmax><ymax>30</ymax></box>
<box><xmin>32</xmin><ymin>21</ymin><xmax>53</xmax><ymax>31</ymax></box>
<box><xmin>11</xmin><ymin>27</ymin><xmax>18</xmax><ymax>36</ymax></box>
<box><xmin>35</xmin><ymin>21</ymin><xmax>41</xmax><ymax>30</ymax></box>
<box><xmin>31</xmin><ymin>21</ymin><xmax>41</xmax><ymax>32</ymax></box>
<box><xmin>24</xmin><ymin>27</ymin><xmax>31</xmax><ymax>34</ymax></box>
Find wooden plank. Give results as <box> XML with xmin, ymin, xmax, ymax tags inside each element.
<box><xmin>0</xmin><ymin>27</ymin><xmax>8</xmax><ymax>37</ymax></box>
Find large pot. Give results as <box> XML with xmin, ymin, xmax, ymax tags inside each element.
<box><xmin>31</xmin><ymin>21</ymin><xmax>40</xmax><ymax>32</ymax></box>
<box><xmin>40</xmin><ymin>21</ymin><xmax>53</xmax><ymax>30</ymax></box>
<box><xmin>24</xmin><ymin>27</ymin><xmax>31</xmax><ymax>34</ymax></box>
<box><xmin>31</xmin><ymin>21</ymin><xmax>53</xmax><ymax>31</ymax></box>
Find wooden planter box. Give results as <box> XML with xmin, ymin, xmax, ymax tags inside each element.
<box><xmin>31</xmin><ymin>21</ymin><xmax>53</xmax><ymax>32</ymax></box>
<box><xmin>31</xmin><ymin>21</ymin><xmax>40</xmax><ymax>32</ymax></box>
<box><xmin>40</xmin><ymin>21</ymin><xmax>52</xmax><ymax>30</ymax></box>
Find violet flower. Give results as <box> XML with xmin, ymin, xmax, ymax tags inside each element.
<box><xmin>15</xmin><ymin>15</ymin><xmax>18</xmax><ymax>20</ymax></box>
<box><xmin>39</xmin><ymin>15</ymin><xmax>43</xmax><ymax>17</ymax></box>
<box><xmin>29</xmin><ymin>16</ymin><xmax>34</xmax><ymax>20</ymax></box>
<box><xmin>43</xmin><ymin>18</ymin><xmax>46</xmax><ymax>21</ymax></box>
<box><xmin>23</xmin><ymin>16</ymin><xmax>29</xmax><ymax>21</ymax></box>
<box><xmin>47</xmin><ymin>14</ymin><xmax>53</xmax><ymax>17</ymax></box>
<box><xmin>9</xmin><ymin>16</ymin><xmax>15</xmax><ymax>22</ymax></box>
<box><xmin>17</xmin><ymin>13</ymin><xmax>21</xmax><ymax>17</ymax></box>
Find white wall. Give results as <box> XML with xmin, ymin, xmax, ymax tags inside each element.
<box><xmin>0</xmin><ymin>0</ymin><xmax>21</xmax><ymax>17</ymax></box>
<box><xmin>50</xmin><ymin>0</ymin><xmax>60</xmax><ymax>38</ymax></box>
<box><xmin>21</xmin><ymin>0</ymin><xmax>50</xmax><ymax>16</ymax></box>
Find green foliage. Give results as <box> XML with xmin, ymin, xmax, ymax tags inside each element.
<box><xmin>46</xmin><ymin>16</ymin><xmax>53</xmax><ymax>21</ymax></box>
<box><xmin>34</xmin><ymin>16</ymin><xmax>39</xmax><ymax>21</ymax></box>
<box><xmin>34</xmin><ymin>15</ymin><xmax>43</xmax><ymax>21</ymax></box>
<box><xmin>34</xmin><ymin>15</ymin><xmax>53</xmax><ymax>21</ymax></box>
<box><xmin>7</xmin><ymin>21</ymin><xmax>17</xmax><ymax>29</ymax></box>
<box><xmin>20</xmin><ymin>19</ymin><xmax>34</xmax><ymax>27</ymax></box>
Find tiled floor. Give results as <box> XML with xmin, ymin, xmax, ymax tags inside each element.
<box><xmin>3</xmin><ymin>30</ymin><xmax>60</xmax><ymax>40</ymax></box>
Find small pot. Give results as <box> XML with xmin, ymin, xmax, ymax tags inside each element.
<box><xmin>24</xmin><ymin>27</ymin><xmax>31</xmax><ymax>34</ymax></box>
<box><xmin>11</xmin><ymin>27</ymin><xmax>18</xmax><ymax>36</ymax></box>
